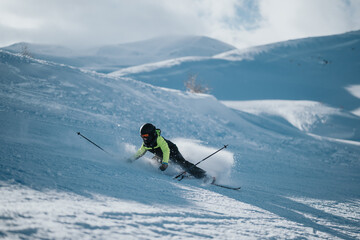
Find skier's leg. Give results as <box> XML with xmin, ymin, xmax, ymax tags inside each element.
<box><xmin>172</xmin><ymin>151</ymin><xmax>207</xmax><ymax>179</ymax></box>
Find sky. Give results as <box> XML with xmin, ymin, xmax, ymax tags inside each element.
<box><xmin>0</xmin><ymin>0</ymin><xmax>359</xmax><ymax>49</ymax></box>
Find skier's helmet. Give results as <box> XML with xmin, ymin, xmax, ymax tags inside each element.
<box><xmin>140</xmin><ymin>123</ymin><xmax>157</xmax><ymax>145</ymax></box>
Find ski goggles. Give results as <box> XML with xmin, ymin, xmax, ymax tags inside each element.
<box><xmin>141</xmin><ymin>134</ymin><xmax>149</xmax><ymax>138</ymax></box>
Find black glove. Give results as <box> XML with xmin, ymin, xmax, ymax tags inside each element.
<box><xmin>159</xmin><ymin>163</ymin><xmax>168</xmax><ymax>171</ymax></box>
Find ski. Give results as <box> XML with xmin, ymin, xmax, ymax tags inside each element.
<box><xmin>211</xmin><ymin>182</ymin><xmax>241</xmax><ymax>190</ymax></box>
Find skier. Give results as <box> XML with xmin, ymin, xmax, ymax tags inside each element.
<box><xmin>129</xmin><ymin>123</ymin><xmax>214</xmax><ymax>182</ymax></box>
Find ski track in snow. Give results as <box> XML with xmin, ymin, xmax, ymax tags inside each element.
<box><xmin>1</xmin><ymin>32</ymin><xmax>360</xmax><ymax>240</ymax></box>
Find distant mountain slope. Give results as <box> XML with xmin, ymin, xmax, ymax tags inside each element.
<box><xmin>1</xmin><ymin>36</ymin><xmax>236</xmax><ymax>73</ymax></box>
<box><xmin>1</xmin><ymin>42</ymin><xmax>77</xmax><ymax>57</ymax></box>
<box><xmin>96</xmin><ymin>35</ymin><xmax>236</xmax><ymax>62</ymax></box>
<box><xmin>111</xmin><ymin>30</ymin><xmax>360</xmax><ymax>113</ymax></box>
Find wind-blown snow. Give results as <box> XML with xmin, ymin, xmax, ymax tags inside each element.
<box><xmin>1</xmin><ymin>31</ymin><xmax>360</xmax><ymax>240</ymax></box>
<box><xmin>109</xmin><ymin>56</ymin><xmax>206</xmax><ymax>77</ymax></box>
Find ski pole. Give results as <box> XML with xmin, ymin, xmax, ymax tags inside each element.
<box><xmin>76</xmin><ymin>132</ymin><xmax>112</xmax><ymax>156</ymax></box>
<box><xmin>174</xmin><ymin>144</ymin><xmax>228</xmax><ymax>180</ymax></box>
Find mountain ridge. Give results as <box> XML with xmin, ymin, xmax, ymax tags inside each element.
<box><xmin>1</xmin><ymin>35</ymin><xmax>236</xmax><ymax>73</ymax></box>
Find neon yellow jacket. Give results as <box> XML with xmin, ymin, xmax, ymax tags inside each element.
<box><xmin>133</xmin><ymin>131</ymin><xmax>170</xmax><ymax>165</ymax></box>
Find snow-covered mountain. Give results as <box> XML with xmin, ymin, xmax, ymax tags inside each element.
<box><xmin>0</xmin><ymin>31</ymin><xmax>360</xmax><ymax>239</ymax></box>
<box><xmin>1</xmin><ymin>36</ymin><xmax>235</xmax><ymax>73</ymax></box>
<box><xmin>111</xmin><ymin>31</ymin><xmax>360</xmax><ymax>112</ymax></box>
<box><xmin>96</xmin><ymin>35</ymin><xmax>236</xmax><ymax>63</ymax></box>
<box><xmin>108</xmin><ymin>31</ymin><xmax>360</xmax><ymax>142</ymax></box>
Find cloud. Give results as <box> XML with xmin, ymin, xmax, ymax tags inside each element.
<box><xmin>0</xmin><ymin>0</ymin><xmax>207</xmax><ymax>47</ymax></box>
<box><xmin>205</xmin><ymin>0</ymin><xmax>360</xmax><ymax>48</ymax></box>
<box><xmin>0</xmin><ymin>0</ymin><xmax>359</xmax><ymax>48</ymax></box>
<box><xmin>258</xmin><ymin>0</ymin><xmax>359</xmax><ymax>40</ymax></box>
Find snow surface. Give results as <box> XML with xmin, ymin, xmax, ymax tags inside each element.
<box><xmin>1</xmin><ymin>31</ymin><xmax>360</xmax><ymax>240</ymax></box>
<box><xmin>222</xmin><ymin>100</ymin><xmax>360</xmax><ymax>142</ymax></box>
<box><xmin>346</xmin><ymin>85</ymin><xmax>360</xmax><ymax>116</ymax></box>
<box><xmin>346</xmin><ymin>85</ymin><xmax>360</xmax><ymax>99</ymax></box>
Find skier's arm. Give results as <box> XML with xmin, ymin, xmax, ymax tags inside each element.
<box><xmin>157</xmin><ymin>136</ymin><xmax>170</xmax><ymax>165</ymax></box>
<box><xmin>131</xmin><ymin>144</ymin><xmax>147</xmax><ymax>161</ymax></box>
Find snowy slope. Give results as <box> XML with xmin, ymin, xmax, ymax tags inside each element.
<box><xmin>110</xmin><ymin>31</ymin><xmax>360</xmax><ymax>112</ymax></box>
<box><xmin>0</xmin><ymin>42</ymin><xmax>360</xmax><ymax>240</ymax></box>
<box><xmin>1</xmin><ymin>36</ymin><xmax>235</xmax><ymax>73</ymax></box>
<box><xmin>222</xmin><ymin>100</ymin><xmax>360</xmax><ymax>142</ymax></box>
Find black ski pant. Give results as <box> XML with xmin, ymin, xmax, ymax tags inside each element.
<box><xmin>171</xmin><ymin>149</ymin><xmax>207</xmax><ymax>179</ymax></box>
<box><xmin>152</xmin><ymin>140</ymin><xmax>207</xmax><ymax>179</ymax></box>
